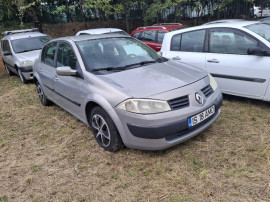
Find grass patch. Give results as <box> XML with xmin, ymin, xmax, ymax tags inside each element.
<box><xmin>0</xmin><ymin>63</ymin><xmax>270</xmax><ymax>201</ymax></box>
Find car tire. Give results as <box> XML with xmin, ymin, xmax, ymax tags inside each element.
<box><xmin>35</xmin><ymin>81</ymin><xmax>52</xmax><ymax>106</ymax></box>
<box><xmin>18</xmin><ymin>68</ymin><xmax>28</xmax><ymax>84</ymax></box>
<box><xmin>90</xmin><ymin>106</ymin><xmax>123</xmax><ymax>152</ymax></box>
<box><xmin>3</xmin><ymin>62</ymin><xmax>14</xmax><ymax>76</ymax></box>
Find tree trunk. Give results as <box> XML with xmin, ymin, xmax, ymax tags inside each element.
<box><xmin>79</xmin><ymin>0</ymin><xmax>87</xmax><ymax>28</ymax></box>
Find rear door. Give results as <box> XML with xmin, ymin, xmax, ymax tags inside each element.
<box><xmin>205</xmin><ymin>28</ymin><xmax>270</xmax><ymax>99</ymax></box>
<box><xmin>164</xmin><ymin>29</ymin><xmax>207</xmax><ymax>69</ymax></box>
<box><xmin>54</xmin><ymin>42</ymin><xmax>83</xmax><ymax>115</ymax></box>
<box><xmin>38</xmin><ymin>42</ymin><xmax>58</xmax><ymax>99</ymax></box>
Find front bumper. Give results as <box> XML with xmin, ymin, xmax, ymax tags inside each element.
<box><xmin>19</xmin><ymin>66</ymin><xmax>33</xmax><ymax>80</ymax></box>
<box><xmin>114</xmin><ymin>88</ymin><xmax>223</xmax><ymax>150</ymax></box>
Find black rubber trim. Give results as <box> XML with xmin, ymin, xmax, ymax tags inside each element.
<box><xmin>43</xmin><ymin>84</ymin><xmax>81</xmax><ymax>107</ymax></box>
<box><xmin>212</xmin><ymin>73</ymin><xmax>266</xmax><ymax>83</ymax></box>
<box><xmin>127</xmin><ymin>96</ymin><xmax>223</xmax><ymax>139</ymax></box>
<box><xmin>18</xmin><ymin>66</ymin><xmax>32</xmax><ymax>72</ymax></box>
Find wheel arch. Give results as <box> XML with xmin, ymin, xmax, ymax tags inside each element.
<box><xmin>84</xmin><ymin>99</ymin><xmax>128</xmax><ymax>145</ymax></box>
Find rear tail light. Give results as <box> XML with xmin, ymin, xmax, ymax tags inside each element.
<box><xmin>259</xmin><ymin>10</ymin><xmax>262</xmax><ymax>13</ymax></box>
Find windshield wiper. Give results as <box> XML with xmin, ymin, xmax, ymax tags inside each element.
<box><xmin>123</xmin><ymin>60</ymin><xmax>157</xmax><ymax>68</ymax></box>
<box><xmin>91</xmin><ymin>66</ymin><xmax>127</xmax><ymax>72</ymax></box>
<box><xmin>17</xmin><ymin>48</ymin><xmax>42</xmax><ymax>53</ymax></box>
<box><xmin>91</xmin><ymin>60</ymin><xmax>159</xmax><ymax>72</ymax></box>
<box><xmin>17</xmin><ymin>50</ymin><xmax>31</xmax><ymax>53</ymax></box>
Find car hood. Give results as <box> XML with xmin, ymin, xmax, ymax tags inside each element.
<box><xmin>16</xmin><ymin>50</ymin><xmax>41</xmax><ymax>62</ymax></box>
<box><xmin>97</xmin><ymin>60</ymin><xmax>207</xmax><ymax>98</ymax></box>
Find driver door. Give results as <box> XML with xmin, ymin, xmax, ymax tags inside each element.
<box><xmin>205</xmin><ymin>28</ymin><xmax>270</xmax><ymax>99</ymax></box>
<box><xmin>54</xmin><ymin>42</ymin><xmax>83</xmax><ymax>115</ymax></box>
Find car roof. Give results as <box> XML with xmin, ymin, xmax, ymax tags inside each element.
<box><xmin>167</xmin><ymin>21</ymin><xmax>260</xmax><ymax>36</ymax></box>
<box><xmin>135</xmin><ymin>23</ymin><xmax>185</xmax><ymax>31</ymax></box>
<box><xmin>2</xmin><ymin>32</ymin><xmax>48</xmax><ymax>41</ymax></box>
<box><xmin>203</xmin><ymin>19</ymin><xmax>246</xmax><ymax>25</ymax></box>
<box><xmin>51</xmin><ymin>33</ymin><xmax>131</xmax><ymax>43</ymax></box>
<box><xmin>76</xmin><ymin>28</ymin><xmax>125</xmax><ymax>35</ymax></box>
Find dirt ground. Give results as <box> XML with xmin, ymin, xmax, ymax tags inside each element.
<box><xmin>0</xmin><ymin>54</ymin><xmax>270</xmax><ymax>202</ymax></box>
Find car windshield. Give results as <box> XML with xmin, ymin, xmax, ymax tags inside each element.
<box><xmin>76</xmin><ymin>37</ymin><xmax>161</xmax><ymax>73</ymax></box>
<box><xmin>245</xmin><ymin>23</ymin><xmax>270</xmax><ymax>42</ymax></box>
<box><xmin>11</xmin><ymin>36</ymin><xmax>51</xmax><ymax>53</ymax></box>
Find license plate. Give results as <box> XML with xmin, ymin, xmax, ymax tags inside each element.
<box><xmin>188</xmin><ymin>105</ymin><xmax>215</xmax><ymax>127</ymax></box>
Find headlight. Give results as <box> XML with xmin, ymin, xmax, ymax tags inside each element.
<box><xmin>117</xmin><ymin>99</ymin><xmax>171</xmax><ymax>114</ymax></box>
<box><xmin>21</xmin><ymin>60</ymin><xmax>34</xmax><ymax>67</ymax></box>
<box><xmin>208</xmin><ymin>73</ymin><xmax>217</xmax><ymax>91</ymax></box>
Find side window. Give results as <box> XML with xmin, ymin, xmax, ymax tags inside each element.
<box><xmin>157</xmin><ymin>31</ymin><xmax>166</xmax><ymax>44</ymax></box>
<box><xmin>2</xmin><ymin>40</ymin><xmax>11</xmax><ymax>52</ymax></box>
<box><xmin>132</xmin><ymin>32</ymin><xmax>141</xmax><ymax>39</ymax></box>
<box><xmin>209</xmin><ymin>29</ymin><xmax>258</xmax><ymax>55</ymax></box>
<box><xmin>171</xmin><ymin>34</ymin><xmax>181</xmax><ymax>51</ymax></box>
<box><xmin>141</xmin><ymin>30</ymin><xmax>156</xmax><ymax>42</ymax></box>
<box><xmin>180</xmin><ymin>30</ymin><xmax>206</xmax><ymax>52</ymax></box>
<box><xmin>57</xmin><ymin>42</ymin><xmax>77</xmax><ymax>70</ymax></box>
<box><xmin>41</xmin><ymin>42</ymin><xmax>57</xmax><ymax>67</ymax></box>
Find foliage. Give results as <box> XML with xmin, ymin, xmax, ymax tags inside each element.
<box><xmin>0</xmin><ymin>0</ymin><xmax>269</xmax><ymax>28</ymax></box>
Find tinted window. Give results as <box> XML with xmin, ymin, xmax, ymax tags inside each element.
<box><xmin>181</xmin><ymin>30</ymin><xmax>205</xmax><ymax>52</ymax></box>
<box><xmin>209</xmin><ymin>29</ymin><xmax>258</xmax><ymax>54</ymax></box>
<box><xmin>141</xmin><ymin>30</ymin><xmax>156</xmax><ymax>42</ymax></box>
<box><xmin>76</xmin><ymin>37</ymin><xmax>160</xmax><ymax>72</ymax></box>
<box><xmin>1</xmin><ymin>40</ymin><xmax>11</xmax><ymax>52</ymax></box>
<box><xmin>157</xmin><ymin>31</ymin><xmax>166</xmax><ymax>44</ymax></box>
<box><xmin>11</xmin><ymin>36</ymin><xmax>51</xmax><ymax>53</ymax></box>
<box><xmin>57</xmin><ymin>42</ymin><xmax>77</xmax><ymax>69</ymax></box>
<box><xmin>41</xmin><ymin>42</ymin><xmax>57</xmax><ymax>67</ymax></box>
<box><xmin>171</xmin><ymin>34</ymin><xmax>181</xmax><ymax>51</ymax></box>
<box><xmin>132</xmin><ymin>32</ymin><xmax>141</xmax><ymax>39</ymax></box>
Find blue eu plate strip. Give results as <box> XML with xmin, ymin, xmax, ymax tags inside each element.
<box><xmin>188</xmin><ymin>118</ymin><xmax>192</xmax><ymax>127</ymax></box>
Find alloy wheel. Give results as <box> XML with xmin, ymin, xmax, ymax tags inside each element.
<box><xmin>91</xmin><ymin>114</ymin><xmax>111</xmax><ymax>147</ymax></box>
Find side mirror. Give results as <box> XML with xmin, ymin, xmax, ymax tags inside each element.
<box><xmin>3</xmin><ymin>51</ymin><xmax>12</xmax><ymax>56</ymax></box>
<box><xmin>247</xmin><ymin>47</ymin><xmax>270</xmax><ymax>56</ymax></box>
<box><xmin>56</xmin><ymin>66</ymin><xmax>77</xmax><ymax>76</ymax></box>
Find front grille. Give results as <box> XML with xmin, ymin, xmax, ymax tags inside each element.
<box><xmin>168</xmin><ymin>95</ymin><xmax>189</xmax><ymax>110</ymax></box>
<box><xmin>201</xmin><ymin>85</ymin><xmax>213</xmax><ymax>97</ymax></box>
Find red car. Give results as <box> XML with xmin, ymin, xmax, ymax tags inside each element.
<box><xmin>130</xmin><ymin>23</ymin><xmax>186</xmax><ymax>52</ymax></box>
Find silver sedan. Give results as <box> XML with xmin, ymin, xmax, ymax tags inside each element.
<box><xmin>33</xmin><ymin>34</ymin><xmax>223</xmax><ymax>152</ymax></box>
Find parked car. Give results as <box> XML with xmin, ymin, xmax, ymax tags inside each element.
<box><xmin>259</xmin><ymin>17</ymin><xmax>270</xmax><ymax>24</ymax></box>
<box><xmin>160</xmin><ymin>21</ymin><xmax>270</xmax><ymax>101</ymax></box>
<box><xmin>253</xmin><ymin>6</ymin><xmax>270</xmax><ymax>18</ymax></box>
<box><xmin>33</xmin><ymin>34</ymin><xmax>222</xmax><ymax>152</ymax></box>
<box><xmin>130</xmin><ymin>23</ymin><xmax>186</xmax><ymax>51</ymax></box>
<box><xmin>76</xmin><ymin>28</ymin><xmax>129</xmax><ymax>36</ymax></box>
<box><xmin>1</xmin><ymin>28</ymin><xmax>51</xmax><ymax>83</ymax></box>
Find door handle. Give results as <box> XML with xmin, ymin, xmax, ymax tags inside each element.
<box><xmin>207</xmin><ymin>59</ymin><xmax>220</xmax><ymax>63</ymax></box>
<box><xmin>54</xmin><ymin>76</ymin><xmax>58</xmax><ymax>80</ymax></box>
<box><xmin>173</xmin><ymin>56</ymin><xmax>181</xmax><ymax>60</ymax></box>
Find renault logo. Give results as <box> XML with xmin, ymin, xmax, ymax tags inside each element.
<box><xmin>195</xmin><ymin>93</ymin><xmax>203</xmax><ymax>104</ymax></box>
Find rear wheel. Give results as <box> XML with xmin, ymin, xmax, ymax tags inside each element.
<box><xmin>90</xmin><ymin>106</ymin><xmax>123</xmax><ymax>152</ymax></box>
<box><xmin>35</xmin><ymin>81</ymin><xmax>51</xmax><ymax>106</ymax></box>
<box><xmin>18</xmin><ymin>69</ymin><xmax>28</xmax><ymax>84</ymax></box>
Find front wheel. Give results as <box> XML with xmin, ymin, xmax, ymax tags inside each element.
<box><xmin>35</xmin><ymin>81</ymin><xmax>52</xmax><ymax>106</ymax></box>
<box><xmin>18</xmin><ymin>69</ymin><xmax>28</xmax><ymax>84</ymax></box>
<box><xmin>90</xmin><ymin>107</ymin><xmax>123</xmax><ymax>152</ymax></box>
<box><xmin>4</xmin><ymin>63</ymin><xmax>14</xmax><ymax>76</ymax></box>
